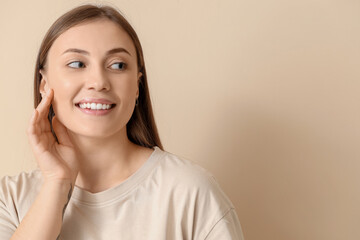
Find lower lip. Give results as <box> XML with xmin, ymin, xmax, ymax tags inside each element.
<box><xmin>76</xmin><ymin>106</ymin><xmax>115</xmax><ymax>116</ymax></box>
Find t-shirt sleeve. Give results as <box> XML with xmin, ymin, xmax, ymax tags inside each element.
<box><xmin>204</xmin><ymin>208</ymin><xmax>245</xmax><ymax>240</ymax></box>
<box><xmin>0</xmin><ymin>176</ymin><xmax>17</xmax><ymax>239</ymax></box>
<box><xmin>0</xmin><ymin>200</ymin><xmax>16</xmax><ymax>239</ymax></box>
<box><xmin>180</xmin><ymin>163</ymin><xmax>245</xmax><ymax>240</ymax></box>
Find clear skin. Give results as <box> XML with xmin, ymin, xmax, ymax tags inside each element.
<box><xmin>35</xmin><ymin>18</ymin><xmax>153</xmax><ymax>192</ymax></box>
<box><xmin>10</xmin><ymin>18</ymin><xmax>154</xmax><ymax>239</ymax></box>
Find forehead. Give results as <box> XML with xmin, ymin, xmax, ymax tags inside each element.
<box><xmin>49</xmin><ymin>18</ymin><xmax>136</xmax><ymax>57</ymax></box>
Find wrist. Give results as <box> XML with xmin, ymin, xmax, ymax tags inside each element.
<box><xmin>41</xmin><ymin>179</ymin><xmax>74</xmax><ymax>201</ymax></box>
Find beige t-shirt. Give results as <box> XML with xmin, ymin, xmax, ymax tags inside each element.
<box><xmin>0</xmin><ymin>147</ymin><xmax>244</xmax><ymax>239</ymax></box>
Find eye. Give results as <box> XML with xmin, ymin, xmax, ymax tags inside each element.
<box><xmin>110</xmin><ymin>62</ymin><xmax>127</xmax><ymax>70</ymax></box>
<box><xmin>67</xmin><ymin>61</ymin><xmax>85</xmax><ymax>68</ymax></box>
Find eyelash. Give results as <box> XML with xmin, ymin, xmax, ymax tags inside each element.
<box><xmin>66</xmin><ymin>61</ymin><xmax>127</xmax><ymax>70</ymax></box>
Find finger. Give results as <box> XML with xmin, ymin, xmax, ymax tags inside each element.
<box><xmin>36</xmin><ymin>89</ymin><xmax>54</xmax><ymax>132</ymax></box>
<box><xmin>27</xmin><ymin>109</ymin><xmax>42</xmax><ymax>152</ymax></box>
<box><xmin>38</xmin><ymin>88</ymin><xmax>53</xmax><ymax>119</ymax></box>
<box><xmin>28</xmin><ymin>108</ymin><xmax>52</xmax><ymax>154</ymax></box>
<box><xmin>27</xmin><ymin>109</ymin><xmax>39</xmax><ymax>137</ymax></box>
<box><xmin>36</xmin><ymin>88</ymin><xmax>54</xmax><ymax>121</ymax></box>
<box><xmin>52</xmin><ymin>116</ymin><xmax>73</xmax><ymax>147</ymax></box>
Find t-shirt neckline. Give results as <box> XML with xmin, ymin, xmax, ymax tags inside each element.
<box><xmin>71</xmin><ymin>146</ymin><xmax>163</xmax><ymax>206</ymax></box>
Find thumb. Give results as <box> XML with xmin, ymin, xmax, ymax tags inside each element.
<box><xmin>52</xmin><ymin>116</ymin><xmax>73</xmax><ymax>147</ymax></box>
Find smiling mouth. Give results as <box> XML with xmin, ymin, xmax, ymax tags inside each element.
<box><xmin>75</xmin><ymin>103</ymin><xmax>116</xmax><ymax>110</ymax></box>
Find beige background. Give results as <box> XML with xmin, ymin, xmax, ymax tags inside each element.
<box><xmin>1</xmin><ymin>0</ymin><xmax>359</xmax><ymax>239</ymax></box>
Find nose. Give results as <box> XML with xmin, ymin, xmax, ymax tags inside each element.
<box><xmin>85</xmin><ymin>64</ymin><xmax>111</xmax><ymax>91</ymax></box>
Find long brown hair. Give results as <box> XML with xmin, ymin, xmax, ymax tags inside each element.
<box><xmin>34</xmin><ymin>4</ymin><xmax>163</xmax><ymax>150</ymax></box>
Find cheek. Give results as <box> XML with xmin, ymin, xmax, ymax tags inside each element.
<box><xmin>50</xmin><ymin>77</ymin><xmax>79</xmax><ymax>114</ymax></box>
<box><xmin>48</xmin><ymin>67</ymin><xmax>78</xmax><ymax>97</ymax></box>
<box><xmin>113</xmin><ymin>75</ymin><xmax>138</xmax><ymax>98</ymax></box>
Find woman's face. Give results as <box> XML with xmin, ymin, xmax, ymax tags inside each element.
<box><xmin>40</xmin><ymin>18</ymin><xmax>141</xmax><ymax>138</ymax></box>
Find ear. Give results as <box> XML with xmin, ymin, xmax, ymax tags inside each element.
<box><xmin>39</xmin><ymin>69</ymin><xmax>49</xmax><ymax>96</ymax></box>
<box><xmin>136</xmin><ymin>72</ymin><xmax>143</xmax><ymax>98</ymax></box>
<box><xmin>137</xmin><ymin>72</ymin><xmax>143</xmax><ymax>84</ymax></box>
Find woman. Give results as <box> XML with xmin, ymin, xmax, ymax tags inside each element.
<box><xmin>0</xmin><ymin>4</ymin><xmax>244</xmax><ymax>240</ymax></box>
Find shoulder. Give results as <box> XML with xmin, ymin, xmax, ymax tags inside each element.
<box><xmin>156</xmin><ymin>148</ymin><xmax>235</xmax><ymax>209</ymax></box>
<box><xmin>158</xmin><ymin>150</ymin><xmax>213</xmax><ymax>181</ymax></box>
<box><xmin>1</xmin><ymin>169</ymin><xmax>42</xmax><ymax>194</ymax></box>
<box><xmin>154</xmin><ymin>149</ymin><xmax>238</xmax><ymax>238</ymax></box>
<box><xmin>0</xmin><ymin>169</ymin><xmax>43</xmax><ymax>220</ymax></box>
<box><xmin>156</xmin><ymin>149</ymin><xmax>216</xmax><ymax>187</ymax></box>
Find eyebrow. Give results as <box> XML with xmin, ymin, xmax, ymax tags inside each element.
<box><xmin>62</xmin><ymin>47</ymin><xmax>131</xmax><ymax>56</ymax></box>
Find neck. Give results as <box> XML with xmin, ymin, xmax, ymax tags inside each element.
<box><xmin>68</xmin><ymin>128</ymin><xmax>141</xmax><ymax>192</ymax></box>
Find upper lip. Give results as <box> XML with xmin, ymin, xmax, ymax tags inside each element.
<box><xmin>76</xmin><ymin>98</ymin><xmax>115</xmax><ymax>105</ymax></box>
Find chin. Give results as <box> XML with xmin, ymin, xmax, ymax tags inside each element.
<box><xmin>53</xmin><ymin>108</ymin><xmax>132</xmax><ymax>140</ymax></box>
<box><xmin>65</xmin><ymin>123</ymin><xmax>126</xmax><ymax>140</ymax></box>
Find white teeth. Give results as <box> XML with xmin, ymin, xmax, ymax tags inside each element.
<box><xmin>78</xmin><ymin>103</ymin><xmax>112</xmax><ymax>110</ymax></box>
